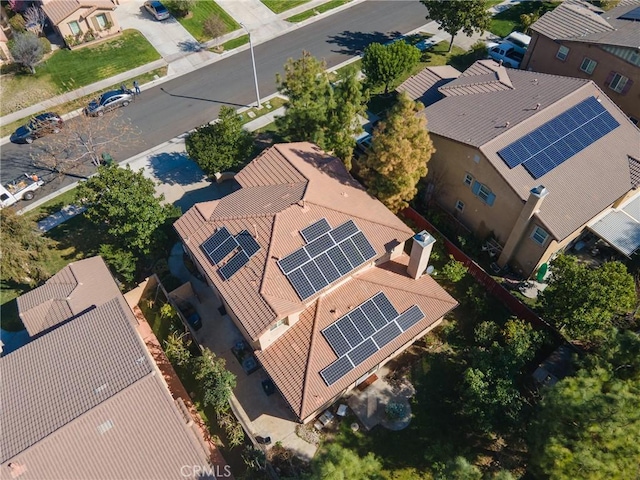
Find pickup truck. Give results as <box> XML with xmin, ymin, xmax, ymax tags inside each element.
<box><xmin>487</xmin><ymin>41</ymin><xmax>524</xmax><ymax>68</ymax></box>
<box><xmin>0</xmin><ymin>174</ymin><xmax>44</xmax><ymax>208</ymax></box>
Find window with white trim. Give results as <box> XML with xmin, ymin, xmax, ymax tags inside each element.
<box><xmin>455</xmin><ymin>200</ymin><xmax>464</xmax><ymax>212</ymax></box>
<box><xmin>609</xmin><ymin>73</ymin><xmax>629</xmax><ymax>93</ymax></box>
<box><xmin>531</xmin><ymin>226</ymin><xmax>549</xmax><ymax>245</ymax></box>
<box><xmin>471</xmin><ymin>180</ymin><xmax>496</xmax><ymax>206</ymax></box>
<box><xmin>478</xmin><ymin>184</ymin><xmax>492</xmax><ymax>202</ymax></box>
<box><xmin>556</xmin><ymin>45</ymin><xmax>569</xmax><ymax>61</ymax></box>
<box><xmin>96</xmin><ymin>13</ymin><xmax>107</xmax><ymax>29</ymax></box>
<box><xmin>68</xmin><ymin>20</ymin><xmax>81</xmax><ymax>35</ymax></box>
<box><xmin>463</xmin><ymin>173</ymin><xmax>474</xmax><ymax>186</ymax></box>
<box><xmin>580</xmin><ymin>57</ymin><xmax>597</xmax><ymax>75</ymax></box>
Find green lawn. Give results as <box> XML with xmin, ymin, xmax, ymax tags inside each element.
<box><xmin>489</xmin><ymin>1</ymin><xmax>559</xmax><ymax>37</ymax></box>
<box><xmin>238</xmin><ymin>96</ymin><xmax>286</xmax><ymax>124</ymax></box>
<box><xmin>286</xmin><ymin>0</ymin><xmax>350</xmax><ymax>22</ymax></box>
<box><xmin>220</xmin><ymin>34</ymin><xmax>249</xmax><ymax>51</ymax></box>
<box><xmin>262</xmin><ymin>0</ymin><xmax>309</xmax><ymax>13</ymax></box>
<box><xmin>174</xmin><ymin>1</ymin><xmax>240</xmax><ymax>42</ymax></box>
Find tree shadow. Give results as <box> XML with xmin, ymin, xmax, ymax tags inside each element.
<box><xmin>172</xmin><ymin>180</ymin><xmax>241</xmax><ymax>213</ymax></box>
<box><xmin>326</xmin><ymin>30</ymin><xmax>404</xmax><ymax>56</ymax></box>
<box><xmin>177</xmin><ymin>40</ymin><xmax>205</xmax><ymax>53</ymax></box>
<box><xmin>146</xmin><ymin>151</ymin><xmax>205</xmax><ymax>186</ymax></box>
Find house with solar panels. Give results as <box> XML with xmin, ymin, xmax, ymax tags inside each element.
<box><xmin>520</xmin><ymin>0</ymin><xmax>640</xmax><ymax>124</ymax></box>
<box><xmin>174</xmin><ymin>142</ymin><xmax>458</xmax><ymax>423</ymax></box>
<box><xmin>415</xmin><ymin>59</ymin><xmax>640</xmax><ymax>277</ymax></box>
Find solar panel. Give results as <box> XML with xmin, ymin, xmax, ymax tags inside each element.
<box><xmin>349</xmin><ymin>308</ymin><xmax>375</xmax><ymax>338</ymax></box>
<box><xmin>619</xmin><ymin>6</ymin><xmax>640</xmax><ymax>20</ymax></box>
<box><xmin>300</xmin><ymin>218</ymin><xmax>331</xmax><ymax>243</ymax></box>
<box><xmin>288</xmin><ymin>268</ymin><xmax>315</xmax><ymax>300</ymax></box>
<box><xmin>336</xmin><ymin>316</ymin><xmax>364</xmax><ymax>347</ymax></box>
<box><xmin>396</xmin><ymin>305</ymin><xmax>425</xmax><ymax>332</ymax></box>
<box><xmin>219</xmin><ymin>251</ymin><xmax>250</xmax><ymax>280</ymax></box>
<box><xmin>201</xmin><ymin>227</ymin><xmax>232</xmax><ymax>255</ymax></box>
<box><xmin>327</xmin><ymin>246</ymin><xmax>352</xmax><ymax>276</ymax></box>
<box><xmin>300</xmin><ymin>261</ymin><xmax>328</xmax><ymax>292</ymax></box>
<box><xmin>372</xmin><ymin>292</ymin><xmax>399</xmax><ymax>321</ymax></box>
<box><xmin>278</xmin><ymin>248</ymin><xmax>310</xmax><ymax>275</ymax></box>
<box><xmin>340</xmin><ymin>238</ymin><xmax>365</xmax><ymax>268</ymax></box>
<box><xmin>209</xmin><ymin>236</ymin><xmax>239</xmax><ymax>265</ymax></box>
<box><xmin>315</xmin><ymin>253</ymin><xmax>341</xmax><ymax>284</ymax></box>
<box><xmin>348</xmin><ymin>339</ymin><xmax>378</xmax><ymax>366</ymax></box>
<box><xmin>236</xmin><ymin>230</ymin><xmax>260</xmax><ymax>257</ymax></box>
<box><xmin>305</xmin><ymin>233</ymin><xmax>334</xmax><ymax>258</ymax></box>
<box><xmin>361</xmin><ymin>299</ymin><xmax>387</xmax><ymax>330</ymax></box>
<box><xmin>498</xmin><ymin>96</ymin><xmax>620</xmax><ymax>178</ymax></box>
<box><xmin>372</xmin><ymin>322</ymin><xmax>402</xmax><ymax>349</ymax></box>
<box><xmin>352</xmin><ymin>231</ymin><xmax>377</xmax><ymax>261</ymax></box>
<box><xmin>320</xmin><ymin>356</ymin><xmax>353</xmax><ymax>386</ymax></box>
<box><xmin>330</xmin><ymin>220</ymin><xmax>359</xmax><ymax>243</ymax></box>
<box><xmin>322</xmin><ymin>324</ymin><xmax>351</xmax><ymax>356</ymax></box>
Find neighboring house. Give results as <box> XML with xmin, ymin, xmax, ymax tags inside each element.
<box><xmin>407</xmin><ymin>60</ymin><xmax>640</xmax><ymax>278</ymax></box>
<box><xmin>1</xmin><ymin>257</ymin><xmax>223</xmax><ymax>480</ymax></box>
<box><xmin>521</xmin><ymin>0</ymin><xmax>640</xmax><ymax>124</ymax></box>
<box><xmin>0</xmin><ymin>7</ymin><xmax>13</xmax><ymax>64</ymax></box>
<box><xmin>41</xmin><ymin>0</ymin><xmax>119</xmax><ymax>47</ymax></box>
<box><xmin>396</xmin><ymin>65</ymin><xmax>461</xmax><ymax>107</ymax></box>
<box><xmin>174</xmin><ymin>143</ymin><xmax>458</xmax><ymax>423</ymax></box>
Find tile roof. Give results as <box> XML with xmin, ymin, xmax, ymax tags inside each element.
<box><xmin>256</xmin><ymin>254</ymin><xmax>458</xmax><ymax>420</ymax></box>
<box><xmin>421</xmin><ymin>61</ymin><xmax>640</xmax><ymax>240</ymax></box>
<box><xmin>40</xmin><ymin>0</ymin><xmax>115</xmax><ymax>26</ymax></box>
<box><xmin>175</xmin><ymin>143</ymin><xmax>414</xmax><ymax>340</ymax></box>
<box><xmin>531</xmin><ymin>0</ymin><xmax>640</xmax><ymax>48</ymax></box>
<box><xmin>16</xmin><ymin>256</ymin><xmax>121</xmax><ymax>336</ymax></box>
<box><xmin>396</xmin><ymin>65</ymin><xmax>461</xmax><ymax>107</ymax></box>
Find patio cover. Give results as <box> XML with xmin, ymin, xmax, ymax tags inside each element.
<box><xmin>588</xmin><ymin>195</ymin><xmax>640</xmax><ymax>257</ymax></box>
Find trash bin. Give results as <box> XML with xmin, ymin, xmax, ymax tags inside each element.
<box><xmin>101</xmin><ymin>153</ymin><xmax>114</xmax><ymax>165</ymax></box>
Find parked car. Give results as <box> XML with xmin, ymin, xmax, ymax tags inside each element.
<box><xmin>502</xmin><ymin>31</ymin><xmax>531</xmax><ymax>56</ymax></box>
<box><xmin>486</xmin><ymin>41</ymin><xmax>524</xmax><ymax>68</ymax></box>
<box><xmin>10</xmin><ymin>112</ymin><xmax>63</xmax><ymax>144</ymax></box>
<box><xmin>181</xmin><ymin>304</ymin><xmax>202</xmax><ymax>331</ymax></box>
<box><xmin>144</xmin><ymin>0</ymin><xmax>170</xmax><ymax>21</ymax></box>
<box><xmin>84</xmin><ymin>90</ymin><xmax>134</xmax><ymax>116</ymax></box>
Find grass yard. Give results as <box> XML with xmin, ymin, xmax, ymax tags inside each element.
<box><xmin>262</xmin><ymin>0</ymin><xmax>309</xmax><ymax>13</ymax></box>
<box><xmin>220</xmin><ymin>34</ymin><xmax>249</xmax><ymax>51</ymax></box>
<box><xmin>238</xmin><ymin>96</ymin><xmax>286</xmax><ymax>124</ymax></box>
<box><xmin>286</xmin><ymin>0</ymin><xmax>350</xmax><ymax>22</ymax></box>
<box><xmin>489</xmin><ymin>1</ymin><xmax>559</xmax><ymax>37</ymax></box>
<box><xmin>174</xmin><ymin>1</ymin><xmax>239</xmax><ymax>42</ymax></box>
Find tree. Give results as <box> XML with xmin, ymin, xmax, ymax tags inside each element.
<box><xmin>194</xmin><ymin>348</ymin><xmax>236</xmax><ymax>414</ymax></box>
<box><xmin>529</xmin><ymin>367</ymin><xmax>640</xmax><ymax>479</ymax></box>
<box><xmin>9</xmin><ymin>31</ymin><xmax>43</xmax><ymax>74</ymax></box>
<box><xmin>185</xmin><ymin>106</ymin><xmax>254</xmax><ymax>176</ymax></box>
<box><xmin>167</xmin><ymin>0</ymin><xmax>193</xmax><ymax>17</ymax></box>
<box><xmin>541</xmin><ymin>255</ymin><xmax>636</xmax><ymax>344</ymax></box>
<box><xmin>421</xmin><ymin>0</ymin><xmax>491</xmax><ymax>52</ymax></box>
<box><xmin>0</xmin><ymin>208</ymin><xmax>52</xmax><ymax>285</ymax></box>
<box><xmin>360</xmin><ymin>92</ymin><xmax>433</xmax><ymax>213</ymax></box>
<box><xmin>436</xmin><ymin>456</ymin><xmax>482</xmax><ymax>480</ymax></box>
<box><xmin>203</xmin><ymin>14</ymin><xmax>227</xmax><ymax>39</ymax></box>
<box><xmin>23</xmin><ymin>6</ymin><xmax>46</xmax><ymax>36</ymax></box>
<box><xmin>439</xmin><ymin>255</ymin><xmax>467</xmax><ymax>283</ymax></box>
<box><xmin>362</xmin><ymin>41</ymin><xmax>420</xmax><ymax>94</ymax></box>
<box><xmin>309</xmin><ymin>444</ymin><xmax>384</xmax><ymax>480</ymax></box>
<box><xmin>74</xmin><ymin>164</ymin><xmax>174</xmax><ymax>254</ymax></box>
<box><xmin>99</xmin><ymin>244</ymin><xmax>136</xmax><ymax>285</ymax></box>
<box><xmin>164</xmin><ymin>331</ymin><xmax>192</xmax><ymax>367</ymax></box>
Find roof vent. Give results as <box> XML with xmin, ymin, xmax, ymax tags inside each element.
<box><xmin>97</xmin><ymin>420</ymin><xmax>114</xmax><ymax>435</ymax></box>
<box><xmin>7</xmin><ymin>463</ymin><xmax>27</xmax><ymax>478</ymax></box>
<box><xmin>504</xmin><ymin>121</ymin><xmax>510</xmax><ymax>128</ymax></box>
<box><xmin>534</xmin><ymin>103</ymin><xmax>541</xmax><ymax>110</ymax></box>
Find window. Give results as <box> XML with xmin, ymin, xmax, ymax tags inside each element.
<box><xmin>531</xmin><ymin>226</ymin><xmax>549</xmax><ymax>245</ymax></box>
<box><xmin>609</xmin><ymin>73</ymin><xmax>629</xmax><ymax>93</ymax></box>
<box><xmin>471</xmin><ymin>181</ymin><xmax>496</xmax><ymax>206</ymax></box>
<box><xmin>580</xmin><ymin>57</ymin><xmax>597</xmax><ymax>75</ymax></box>
<box><xmin>478</xmin><ymin>184</ymin><xmax>492</xmax><ymax>202</ymax></box>
<box><xmin>631</xmin><ymin>117</ymin><xmax>639</xmax><ymax>126</ymax></box>
<box><xmin>455</xmin><ymin>200</ymin><xmax>465</xmax><ymax>212</ymax></box>
<box><xmin>473</xmin><ymin>155</ymin><xmax>480</xmax><ymax>163</ymax></box>
<box><xmin>96</xmin><ymin>13</ymin><xmax>107</xmax><ymax>29</ymax></box>
<box><xmin>463</xmin><ymin>173</ymin><xmax>474</xmax><ymax>186</ymax></box>
<box><xmin>68</xmin><ymin>20</ymin><xmax>81</xmax><ymax>35</ymax></box>
<box><xmin>270</xmin><ymin>319</ymin><xmax>285</xmax><ymax>331</ymax></box>
<box><xmin>556</xmin><ymin>45</ymin><xmax>569</xmax><ymax>61</ymax></box>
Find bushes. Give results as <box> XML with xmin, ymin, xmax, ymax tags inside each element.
<box><xmin>8</xmin><ymin>13</ymin><xmax>26</xmax><ymax>32</ymax></box>
<box><xmin>439</xmin><ymin>256</ymin><xmax>468</xmax><ymax>283</ymax></box>
<box><xmin>39</xmin><ymin>37</ymin><xmax>51</xmax><ymax>54</ymax></box>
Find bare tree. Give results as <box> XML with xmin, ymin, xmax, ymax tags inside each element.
<box><xmin>9</xmin><ymin>31</ymin><xmax>43</xmax><ymax>74</ymax></box>
<box><xmin>203</xmin><ymin>14</ymin><xmax>227</xmax><ymax>39</ymax></box>
<box><xmin>23</xmin><ymin>6</ymin><xmax>47</xmax><ymax>36</ymax></box>
<box><xmin>30</xmin><ymin>112</ymin><xmax>140</xmax><ymax>179</ymax></box>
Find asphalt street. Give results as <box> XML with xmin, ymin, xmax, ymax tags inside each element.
<box><xmin>0</xmin><ymin>1</ymin><xmax>428</xmax><ymax>193</ymax></box>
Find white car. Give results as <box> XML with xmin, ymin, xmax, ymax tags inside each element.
<box><xmin>486</xmin><ymin>41</ymin><xmax>524</xmax><ymax>68</ymax></box>
<box><xmin>144</xmin><ymin>0</ymin><xmax>170</xmax><ymax>21</ymax></box>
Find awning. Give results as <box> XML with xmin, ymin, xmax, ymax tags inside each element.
<box><xmin>588</xmin><ymin>194</ymin><xmax>640</xmax><ymax>257</ymax></box>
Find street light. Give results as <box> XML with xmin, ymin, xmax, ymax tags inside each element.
<box><xmin>240</xmin><ymin>22</ymin><xmax>261</xmax><ymax>109</ymax></box>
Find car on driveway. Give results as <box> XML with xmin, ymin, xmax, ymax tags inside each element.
<box><xmin>10</xmin><ymin>112</ymin><xmax>63</xmax><ymax>144</ymax></box>
<box><xmin>84</xmin><ymin>89</ymin><xmax>134</xmax><ymax>116</ymax></box>
<box><xmin>144</xmin><ymin>0</ymin><xmax>170</xmax><ymax>20</ymax></box>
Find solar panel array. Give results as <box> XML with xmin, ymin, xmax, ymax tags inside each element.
<box><xmin>497</xmin><ymin>96</ymin><xmax>620</xmax><ymax>179</ymax></box>
<box><xmin>278</xmin><ymin>219</ymin><xmax>377</xmax><ymax>300</ymax></box>
<box><xmin>619</xmin><ymin>6</ymin><xmax>640</xmax><ymax>20</ymax></box>
<box><xmin>200</xmin><ymin>228</ymin><xmax>261</xmax><ymax>280</ymax></box>
<box><xmin>320</xmin><ymin>292</ymin><xmax>425</xmax><ymax>386</ymax></box>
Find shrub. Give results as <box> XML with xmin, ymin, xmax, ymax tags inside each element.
<box><xmin>439</xmin><ymin>256</ymin><xmax>468</xmax><ymax>283</ymax></box>
<box><xmin>9</xmin><ymin>13</ymin><xmax>26</xmax><ymax>32</ymax></box>
<box><xmin>203</xmin><ymin>14</ymin><xmax>227</xmax><ymax>39</ymax></box>
<box><xmin>39</xmin><ymin>36</ymin><xmax>51</xmax><ymax>54</ymax></box>
<box><xmin>167</xmin><ymin>0</ymin><xmax>194</xmax><ymax>17</ymax></box>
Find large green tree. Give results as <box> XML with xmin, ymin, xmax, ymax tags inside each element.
<box><xmin>194</xmin><ymin>348</ymin><xmax>236</xmax><ymax>414</ymax></box>
<box><xmin>421</xmin><ymin>0</ymin><xmax>492</xmax><ymax>51</ymax></box>
<box><xmin>361</xmin><ymin>41</ymin><xmax>421</xmax><ymax>94</ymax></box>
<box><xmin>75</xmin><ymin>164</ymin><xmax>175</xmax><ymax>255</ymax></box>
<box><xmin>0</xmin><ymin>208</ymin><xmax>52</xmax><ymax>285</ymax></box>
<box><xmin>541</xmin><ymin>255</ymin><xmax>636</xmax><ymax>344</ymax></box>
<box><xmin>309</xmin><ymin>444</ymin><xmax>384</xmax><ymax>480</ymax></box>
<box><xmin>185</xmin><ymin>106</ymin><xmax>254</xmax><ymax>177</ymax></box>
<box><xmin>360</xmin><ymin>92</ymin><xmax>433</xmax><ymax>213</ymax></box>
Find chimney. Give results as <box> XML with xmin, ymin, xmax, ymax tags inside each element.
<box><xmin>498</xmin><ymin>185</ymin><xmax>549</xmax><ymax>268</ymax></box>
<box><xmin>407</xmin><ymin>231</ymin><xmax>436</xmax><ymax>279</ymax></box>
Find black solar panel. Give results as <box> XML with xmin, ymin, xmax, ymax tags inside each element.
<box><xmin>348</xmin><ymin>339</ymin><xmax>378</xmax><ymax>366</ymax></box>
<box><xmin>201</xmin><ymin>227</ymin><xmax>231</xmax><ymax>255</ymax></box>
<box><xmin>278</xmin><ymin>248</ymin><xmax>310</xmax><ymax>275</ymax></box>
<box><xmin>320</xmin><ymin>356</ymin><xmax>353</xmax><ymax>386</ymax></box>
<box><xmin>322</xmin><ymin>324</ymin><xmax>351</xmax><ymax>356</ymax></box>
<box><xmin>349</xmin><ymin>308</ymin><xmax>375</xmax><ymax>338</ymax></box>
<box><xmin>330</xmin><ymin>220</ymin><xmax>359</xmax><ymax>243</ymax></box>
<box><xmin>300</xmin><ymin>261</ymin><xmax>328</xmax><ymax>292</ymax></box>
<box><xmin>361</xmin><ymin>299</ymin><xmax>387</xmax><ymax>330</ymax></box>
<box><xmin>305</xmin><ymin>233</ymin><xmax>334</xmax><ymax>258</ymax></box>
<box><xmin>336</xmin><ymin>316</ymin><xmax>364</xmax><ymax>347</ymax></box>
<box><xmin>620</xmin><ymin>6</ymin><xmax>640</xmax><ymax>21</ymax></box>
<box><xmin>219</xmin><ymin>251</ymin><xmax>250</xmax><ymax>280</ymax></box>
<box><xmin>236</xmin><ymin>230</ymin><xmax>260</xmax><ymax>257</ymax></box>
<box><xmin>372</xmin><ymin>322</ymin><xmax>402</xmax><ymax>349</ymax></box>
<box><xmin>209</xmin><ymin>236</ymin><xmax>239</xmax><ymax>265</ymax></box>
<box><xmin>300</xmin><ymin>218</ymin><xmax>331</xmax><ymax>243</ymax></box>
<box><xmin>340</xmin><ymin>238</ymin><xmax>365</xmax><ymax>269</ymax></box>
<box><xmin>287</xmin><ymin>269</ymin><xmax>315</xmax><ymax>300</ymax></box>
<box><xmin>327</xmin><ymin>246</ymin><xmax>352</xmax><ymax>276</ymax></box>
<box><xmin>352</xmin><ymin>231</ymin><xmax>377</xmax><ymax>261</ymax></box>
<box><xmin>498</xmin><ymin>96</ymin><xmax>620</xmax><ymax>179</ymax></box>
<box><xmin>372</xmin><ymin>292</ymin><xmax>399</xmax><ymax>321</ymax></box>
<box><xmin>315</xmin><ymin>253</ymin><xmax>341</xmax><ymax>284</ymax></box>
<box><xmin>396</xmin><ymin>305</ymin><xmax>425</xmax><ymax>332</ymax></box>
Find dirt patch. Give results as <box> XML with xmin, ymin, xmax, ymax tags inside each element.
<box><xmin>0</xmin><ymin>72</ymin><xmax>58</xmax><ymax>116</ymax></box>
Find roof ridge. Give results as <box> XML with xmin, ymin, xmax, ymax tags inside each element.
<box><xmin>274</xmin><ymin>144</ymin><xmax>311</xmax><ymax>188</ymax></box>
<box><xmin>299</xmin><ymin>300</ymin><xmax>322</xmax><ymax>418</ymax></box>
<box><xmin>355</xmin><ymin>273</ymin><xmax>459</xmax><ymax>306</ymax></box>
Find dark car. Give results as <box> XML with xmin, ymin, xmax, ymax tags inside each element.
<box><xmin>144</xmin><ymin>0</ymin><xmax>170</xmax><ymax>20</ymax></box>
<box><xmin>10</xmin><ymin>112</ymin><xmax>63</xmax><ymax>144</ymax></box>
<box><xmin>84</xmin><ymin>89</ymin><xmax>134</xmax><ymax>117</ymax></box>
<box><xmin>181</xmin><ymin>305</ymin><xmax>202</xmax><ymax>331</ymax></box>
